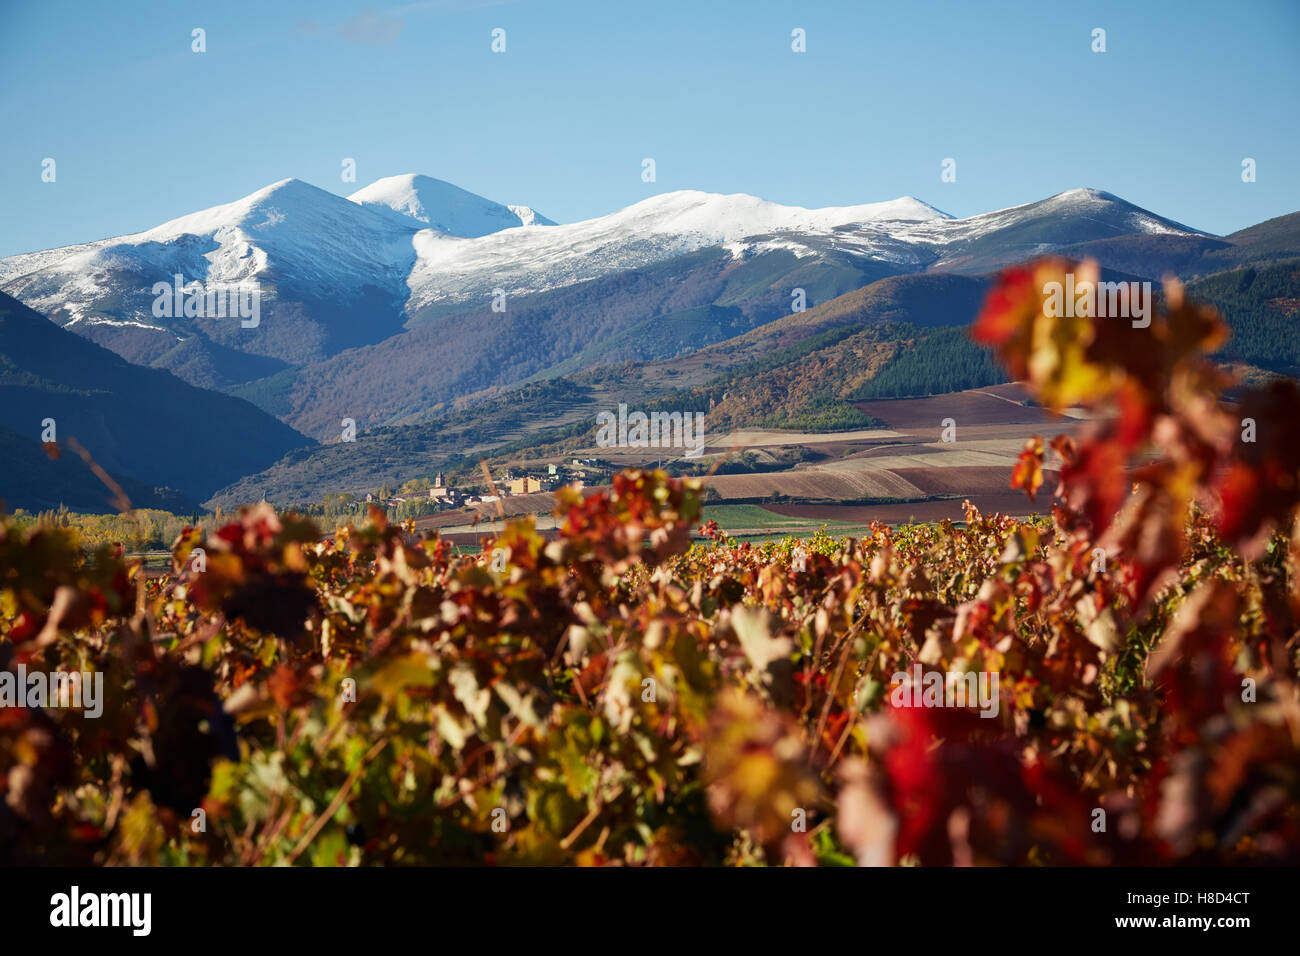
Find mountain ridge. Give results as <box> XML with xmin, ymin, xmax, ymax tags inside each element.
<box><xmin>0</xmin><ymin>291</ymin><xmax>311</xmax><ymax>508</ymax></box>
<box><xmin>2</xmin><ymin>177</ymin><xmax>1294</xmax><ymax>447</ymax></box>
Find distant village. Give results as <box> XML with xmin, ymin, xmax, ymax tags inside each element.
<box><xmin>313</xmin><ymin>460</ymin><xmax>607</xmax><ymax>520</ymax></box>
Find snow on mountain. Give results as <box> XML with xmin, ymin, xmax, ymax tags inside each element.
<box><xmin>593</xmin><ymin>190</ymin><xmax>949</xmax><ymax>236</ymax></box>
<box><xmin>508</xmin><ymin>204</ymin><xmax>548</xmax><ymax>227</ymax></box>
<box><xmin>136</xmin><ymin>177</ymin><xmax>422</xmax><ymax>285</ymax></box>
<box><xmin>348</xmin><ymin>174</ymin><xmax>556</xmax><ymax>236</ymax></box>
<box><xmin>0</xmin><ymin>178</ymin><xmax>420</xmax><ymax>330</ymax></box>
<box><xmin>0</xmin><ymin>178</ymin><xmax>1204</xmax><ymax>342</ymax></box>
<box><xmin>403</xmin><ymin>189</ymin><xmax>953</xmax><ymax>311</ymax></box>
<box><xmin>900</xmin><ymin>188</ymin><xmax>1202</xmax><ymax>257</ymax></box>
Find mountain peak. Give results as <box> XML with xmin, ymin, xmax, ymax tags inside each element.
<box><xmin>246</xmin><ymin>177</ymin><xmax>315</xmax><ymax>199</ymax></box>
<box><xmin>937</xmin><ymin>188</ymin><xmax>1205</xmax><ymax>240</ymax></box>
<box><xmin>894</xmin><ymin>195</ymin><xmax>952</xmax><ymax>217</ymax></box>
<box><xmin>1058</xmin><ymin>186</ymin><xmax>1111</xmax><ymax>198</ymax></box>
<box><xmin>348</xmin><ymin>174</ymin><xmax>555</xmax><ymax>236</ymax></box>
<box><xmin>1044</xmin><ymin>188</ymin><xmax>1203</xmax><ymax>235</ymax></box>
<box><xmin>140</xmin><ymin>176</ymin><xmax>366</xmax><ymax>241</ymax></box>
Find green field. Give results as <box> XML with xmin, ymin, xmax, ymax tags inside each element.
<box><xmin>700</xmin><ymin>503</ymin><xmax>857</xmax><ymax>532</ymax></box>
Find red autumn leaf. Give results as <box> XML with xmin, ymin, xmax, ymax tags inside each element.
<box><xmin>1010</xmin><ymin>436</ymin><xmax>1045</xmax><ymax>502</ymax></box>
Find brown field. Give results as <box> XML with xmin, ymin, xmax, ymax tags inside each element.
<box><xmin>700</xmin><ymin>468</ymin><xmax>925</xmax><ymax>501</ymax></box>
<box><xmin>892</xmin><ymin>465</ymin><xmax>1059</xmax><ymax>497</ymax></box>
<box><xmin>703</xmin><ymin>426</ymin><xmax>902</xmax><ymax>449</ymax></box>
<box><xmin>851</xmin><ymin>388</ymin><xmax>1062</xmax><ymax>431</ymax></box>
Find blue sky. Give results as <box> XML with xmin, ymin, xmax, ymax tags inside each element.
<box><xmin>1</xmin><ymin>0</ymin><xmax>1297</xmax><ymax>257</ymax></box>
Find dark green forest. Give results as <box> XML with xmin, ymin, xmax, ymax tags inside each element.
<box><xmin>1188</xmin><ymin>260</ymin><xmax>1300</xmax><ymax>371</ymax></box>
<box><xmin>850</xmin><ymin>326</ymin><xmax>1007</xmax><ymax>399</ymax></box>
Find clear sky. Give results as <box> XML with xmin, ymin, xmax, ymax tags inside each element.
<box><xmin>1</xmin><ymin>0</ymin><xmax>1297</xmax><ymax>257</ymax></box>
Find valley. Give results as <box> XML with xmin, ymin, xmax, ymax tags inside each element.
<box><xmin>386</xmin><ymin>383</ymin><xmax>1072</xmax><ymax>556</ymax></box>
<box><xmin>0</xmin><ymin>175</ymin><xmax>1296</xmax><ymax>520</ymax></box>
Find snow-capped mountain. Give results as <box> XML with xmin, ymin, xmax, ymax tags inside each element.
<box><xmin>396</xmin><ymin>187</ymin><xmax>1204</xmax><ymax>314</ymax></box>
<box><xmin>0</xmin><ymin>175</ymin><xmax>1206</xmax><ymax>397</ymax></box>
<box><xmin>403</xmin><ymin>190</ymin><xmax>952</xmax><ymax>312</ymax></box>
<box><xmin>898</xmin><ymin>188</ymin><xmax>1204</xmax><ymax>272</ymax></box>
<box><xmin>348</xmin><ymin>173</ymin><xmax>555</xmax><ymax>235</ymax></box>
<box><xmin>935</xmin><ymin>187</ymin><xmax>1198</xmax><ymax>242</ymax></box>
<box><xmin>0</xmin><ymin>178</ymin><xmax>423</xmax><ymax>373</ymax></box>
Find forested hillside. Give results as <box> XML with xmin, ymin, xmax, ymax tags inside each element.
<box><xmin>0</xmin><ymin>292</ymin><xmax>309</xmax><ymax>510</ymax></box>
<box><xmin>851</xmin><ymin>327</ymin><xmax>1008</xmax><ymax>399</ymax></box>
<box><xmin>1188</xmin><ymin>259</ymin><xmax>1300</xmax><ymax>372</ymax></box>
